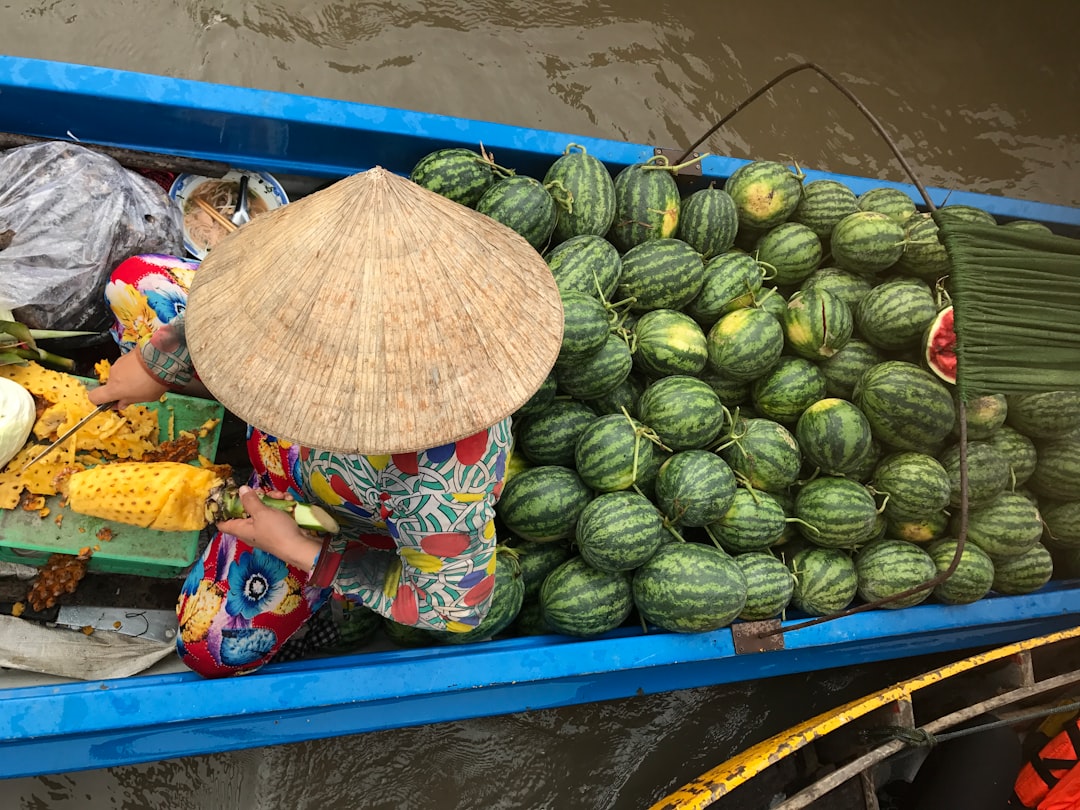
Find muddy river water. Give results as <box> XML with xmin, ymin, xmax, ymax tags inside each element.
<box><xmin>1</xmin><ymin>1</ymin><xmax>1078</xmax><ymax>807</ymax></box>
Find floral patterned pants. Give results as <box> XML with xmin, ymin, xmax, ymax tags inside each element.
<box><xmin>105</xmin><ymin>256</ymin><xmax>508</xmax><ymax>678</ymax></box>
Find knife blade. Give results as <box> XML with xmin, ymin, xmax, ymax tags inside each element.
<box><xmin>19</xmin><ymin>400</ymin><xmax>117</xmax><ymax>472</ymax></box>
<box><xmin>54</xmin><ymin>605</ymin><xmax>178</xmax><ymax>644</ymax></box>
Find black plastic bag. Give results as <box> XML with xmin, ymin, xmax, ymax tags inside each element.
<box><xmin>0</xmin><ymin>141</ymin><xmax>185</xmax><ymax>330</ymax></box>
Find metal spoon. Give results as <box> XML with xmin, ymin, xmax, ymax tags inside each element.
<box><xmin>231</xmin><ymin>174</ymin><xmax>251</xmax><ymax>226</ymax></box>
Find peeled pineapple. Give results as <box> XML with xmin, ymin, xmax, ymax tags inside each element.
<box><xmin>63</xmin><ymin>461</ymin><xmax>340</xmax><ymax>534</ymax></box>
<box><xmin>66</xmin><ymin>461</ymin><xmax>224</xmax><ymax>531</ymax></box>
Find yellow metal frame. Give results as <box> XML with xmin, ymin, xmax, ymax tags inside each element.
<box><xmin>652</xmin><ymin>624</ymin><xmax>1080</xmax><ymax>810</ymax></box>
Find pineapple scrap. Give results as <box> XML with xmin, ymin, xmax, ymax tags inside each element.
<box><xmin>0</xmin><ymin>362</ymin><xmax>162</xmax><ymax>509</ymax></box>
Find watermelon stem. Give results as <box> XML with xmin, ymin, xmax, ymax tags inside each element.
<box><xmin>477</xmin><ymin>143</ymin><xmax>516</xmax><ymax>178</ymax></box>
<box><xmin>622</xmin><ymin>406</ymin><xmax>669</xmax><ymax>457</ymax></box>
<box><xmin>703</xmin><ymin>523</ymin><xmax>728</xmax><ymax>553</ymax></box>
<box><xmin>741</xmin><ymin>485</ymin><xmax>763</xmax><ymax>506</ymax></box>
<box><xmin>545</xmin><ymin>179</ymin><xmax>574</xmax><ymax>214</ymax></box>
<box><xmin>779</xmin><ymin>154</ymin><xmax>806</xmax><ymax>182</ymax></box>
<box><xmin>637</xmin><ymin>611</ymin><xmax>650</xmax><ymax>635</ymax></box>
<box><xmin>785</xmin><ymin>517</ymin><xmax>820</xmax><ymax>536</ymax></box>
<box><xmin>755</xmin><ymin>259</ymin><xmax>778</xmax><ymax>283</ymax></box>
<box><xmin>641</xmin><ymin>153</ymin><xmax>711</xmax><ymax>173</ymax></box>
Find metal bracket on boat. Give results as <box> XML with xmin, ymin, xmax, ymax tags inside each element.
<box><xmin>732</xmin><ymin>619</ymin><xmax>785</xmax><ymax>654</ymax></box>
<box><xmin>652</xmin><ymin>147</ymin><xmax>703</xmax><ymax>175</ymax></box>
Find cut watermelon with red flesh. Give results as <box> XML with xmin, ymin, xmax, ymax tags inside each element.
<box><xmin>926</xmin><ymin>305</ymin><xmax>956</xmax><ymax>384</ymax></box>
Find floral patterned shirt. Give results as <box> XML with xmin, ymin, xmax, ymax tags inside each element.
<box><xmin>142</xmin><ymin>314</ymin><xmax>507</xmax><ymax>632</ymax></box>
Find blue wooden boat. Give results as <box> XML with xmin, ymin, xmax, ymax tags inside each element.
<box><xmin>0</xmin><ymin>55</ymin><xmax>1078</xmax><ymax>780</ymax></box>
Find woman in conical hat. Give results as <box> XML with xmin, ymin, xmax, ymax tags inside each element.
<box><xmin>91</xmin><ymin>168</ymin><xmax>563</xmax><ymax>677</ymax></box>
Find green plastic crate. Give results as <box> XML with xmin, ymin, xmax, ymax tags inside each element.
<box><xmin>0</xmin><ymin>382</ymin><xmax>225</xmax><ymax>578</ymax></box>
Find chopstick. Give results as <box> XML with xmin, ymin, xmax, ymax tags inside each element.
<box><xmin>192</xmin><ymin>198</ymin><xmax>238</xmax><ymax>233</ymax></box>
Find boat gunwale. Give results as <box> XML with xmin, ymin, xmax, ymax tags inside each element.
<box><xmin>0</xmin><ymin>583</ymin><xmax>1078</xmax><ymax>744</ymax></box>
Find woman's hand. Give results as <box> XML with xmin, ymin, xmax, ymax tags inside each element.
<box><xmin>216</xmin><ymin>486</ymin><xmax>323</xmax><ymax>572</ymax></box>
<box><xmin>88</xmin><ymin>349</ymin><xmax>169</xmax><ymax>409</ymax></box>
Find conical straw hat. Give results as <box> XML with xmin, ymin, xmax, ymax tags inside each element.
<box><xmin>185</xmin><ymin>167</ymin><xmax>564</xmax><ymax>454</ymax></box>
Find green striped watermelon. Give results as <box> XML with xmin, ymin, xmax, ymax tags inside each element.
<box><xmin>632</xmin><ymin>542</ymin><xmax>748</xmax><ymax>632</ymax></box>
<box><xmin>1002</xmin><ymin>220</ymin><xmax>1053</xmax><ymax>234</ymax></box>
<box><xmin>985</xmin><ymin>426</ymin><xmax>1038</xmax><ymax>487</ymax></box>
<box><xmin>794</xmin><ymin>477</ymin><xmax>880</xmax><ymax>548</ymax></box>
<box><xmin>819</xmin><ymin>340</ymin><xmax>885</xmax><ymax>400</ymax></box>
<box><xmin>541</xmin><ymin>556</ymin><xmax>633</xmax><ymax>637</ymax></box>
<box><xmin>497</xmin><ymin>465</ymin><xmax>593</xmax><ymax>542</ymax></box>
<box><xmin>516</xmin><ymin>399</ymin><xmax>598</xmax><ymax>467</ymax></box>
<box><xmin>559</xmin><ymin>290</ymin><xmax>611</xmax><ymax>362</ymax></box>
<box><xmin>955</xmin><ymin>393</ymin><xmax>1008</xmax><ymax>441</ymax></box>
<box><xmin>937</xmin><ymin>440</ymin><xmax>1011</xmax><ymax>509</ymax></box>
<box><xmin>516</xmin><ymin>540</ymin><xmax>574</xmax><ymax>601</ymax></box>
<box><xmin>585</xmin><ymin>373</ymin><xmax>648</xmax><ymax>417</ymax></box>
<box><xmin>750</xmin><ymin>357</ymin><xmax>827</xmax><ymax>425</ymax></box>
<box><xmin>720</xmin><ymin>418</ymin><xmax>802</xmax><ymax>492</ymax></box>
<box><xmin>889</xmin><ymin>510</ymin><xmax>949</xmax><ymax>545</ymax></box>
<box><xmin>513</xmin><ymin>599</ymin><xmax>552</xmax><ymax>636</ymax></box>
<box><xmin>795</xmin><ymin>398</ymin><xmax>874</xmax><ymax>477</ymax></box>
<box><xmin>1005</xmin><ymin>391</ymin><xmax>1080</xmax><ymax>439</ymax></box>
<box><xmin>894</xmin><ymin>214</ymin><xmax>950</xmax><ymax>282</ymax></box>
<box><xmin>676</xmin><ymin>186</ymin><xmax>739</xmax><ymax>259</ymax></box>
<box><xmin>699</xmin><ymin>368</ymin><xmax>752</xmax><ymax>407</ymax></box>
<box><xmin>856</xmin><ymin>187</ymin><xmax>918</xmax><ymax>223</ymax></box>
<box><xmin>755</xmin><ymin>287</ymin><xmax>789</xmax><ymax>321</ymax></box>
<box><xmin>961</xmin><ymin>491</ymin><xmax>1044</xmax><ymax>559</ymax></box>
<box><xmin>1028</xmin><ymin>436</ymin><xmax>1080</xmax><ymax>501</ymax></box>
<box><xmin>992</xmin><ymin>543</ymin><xmax>1053</xmax><ymax>595</ymax></box>
<box><xmin>654</xmin><ymin>450</ymin><xmax>737</xmax><ymax>527</ymax></box>
<box><xmin>476</xmin><ymin>175</ymin><xmax>558</xmax><ymax>251</ymax></box>
<box><xmin>608</xmin><ymin>157</ymin><xmax>681</xmax><ymax>252</ymax></box>
<box><xmin>514</xmin><ymin>371</ymin><xmax>558</xmax><ymax>422</ymax></box>
<box><xmin>850</xmin><ymin>439</ymin><xmax>883</xmax><ymax>485</ymax></box>
<box><xmin>937</xmin><ymin>204</ymin><xmax>997</xmax><ymax>226</ymax></box>
<box><xmin>855</xmin><ymin>278</ymin><xmax>939</xmax><ymax>352</ymax></box>
<box><xmin>928</xmin><ymin>538</ymin><xmax>995</xmax><ymax>605</ymax></box>
<box><xmin>783</xmin><ymin>287</ymin><xmax>853</xmax><ymax>360</ymax></box>
<box><xmin>724</xmin><ymin>160</ymin><xmax>804</xmax><ymax>230</ymax></box>
<box><xmin>409</xmin><ymin>147</ymin><xmax>497</xmax><ymax>207</ymax></box>
<box><xmin>853</xmin><ymin>361</ymin><xmax>956</xmax><ymax>452</ymax></box>
<box><xmin>788</xmin><ymin>546</ymin><xmax>858</xmax><ymax>616</ymax></box>
<box><xmin>855</xmin><ymin>539</ymin><xmax>936</xmax><ymax>609</ymax></box>
<box><xmin>545</xmin><ymin>234</ymin><xmax>623</xmax><ymax>300</ymax></box>
<box><xmin>791</xmin><ymin>179</ymin><xmax>858</xmax><ymax>240</ymax></box>
<box><xmin>830</xmin><ymin>211</ymin><xmax>905</xmax><ymax>276</ymax></box>
<box><xmin>735</xmin><ymin>551</ymin><xmax>795</xmax><ymax>620</ymax></box>
<box><xmin>616</xmin><ymin>238</ymin><xmax>705</xmax><ymax>313</ymax></box>
<box><xmin>872</xmin><ymin>451</ymin><xmax>952</xmax><ymax>520</ymax></box>
<box><xmin>800</xmin><ymin>266</ymin><xmax>874</xmax><ymax>310</ymax></box>
<box><xmin>543</xmin><ymin>144</ymin><xmax>617</xmax><ymax>243</ymax></box>
<box><xmin>383</xmin><ymin>617</ymin><xmax>438</xmax><ymax>648</ymax></box>
<box><xmin>706</xmin><ymin>306</ymin><xmax>785</xmax><ymax>381</ymax></box>
<box><xmin>755</xmin><ymin>222</ymin><xmax>824</xmax><ymax>286</ymax></box>
<box><xmin>632</xmin><ymin>308</ymin><xmax>708</xmax><ymax>377</ymax></box>
<box><xmin>574</xmin><ymin>412</ymin><xmax>662</xmax><ymax>492</ymax></box>
<box><xmin>708</xmin><ymin>488</ymin><xmax>787</xmax><ymax>553</ymax></box>
<box><xmin>1043</xmin><ymin>501</ymin><xmax>1080</xmax><ymax>549</ymax></box>
<box><xmin>555</xmin><ymin>332</ymin><xmax>633</xmax><ymax>400</ymax></box>
<box><xmin>575</xmin><ymin>490</ymin><xmax>667</xmax><ymax>572</ymax></box>
<box><xmin>635</xmin><ymin>375</ymin><xmax>727</xmax><ymax>451</ymax></box>
<box><xmin>684</xmin><ymin>251</ymin><xmax>765</xmax><ymax>328</ymax></box>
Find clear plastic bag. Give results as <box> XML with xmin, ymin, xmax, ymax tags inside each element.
<box><xmin>0</xmin><ymin>141</ymin><xmax>185</xmax><ymax>330</ymax></box>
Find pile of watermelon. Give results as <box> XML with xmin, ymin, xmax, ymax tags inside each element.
<box><xmin>387</xmin><ymin>145</ymin><xmax>1080</xmax><ymax>646</ymax></box>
